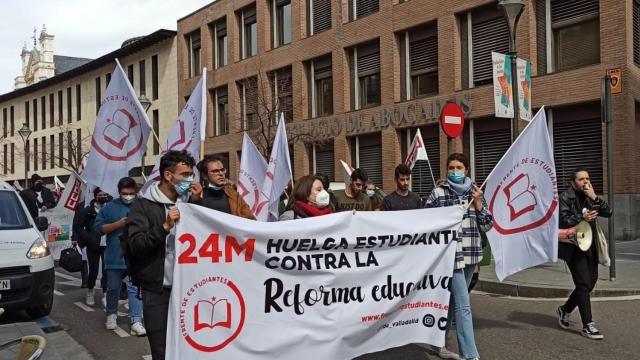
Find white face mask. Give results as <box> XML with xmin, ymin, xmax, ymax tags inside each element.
<box><xmin>121</xmin><ymin>194</ymin><xmax>136</xmax><ymax>204</ymax></box>
<box><xmin>314</xmin><ymin>190</ymin><xmax>330</xmax><ymax>208</ymax></box>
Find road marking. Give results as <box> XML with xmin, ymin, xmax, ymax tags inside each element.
<box><xmin>55</xmin><ymin>271</ymin><xmax>80</xmax><ymax>281</ymax></box>
<box><xmin>619</xmin><ymin>252</ymin><xmax>640</xmax><ymax>256</ymax></box>
<box><xmin>474</xmin><ymin>291</ymin><xmax>640</xmax><ymax>302</ymax></box>
<box><xmin>113</xmin><ymin>326</ymin><xmax>131</xmax><ymax>338</ymax></box>
<box><xmin>73</xmin><ymin>301</ymin><xmax>95</xmax><ymax>312</ymax></box>
<box><xmin>142</xmin><ymin>355</ymin><xmax>152</xmax><ymax>360</ymax></box>
<box><xmin>53</xmin><ymin>290</ymin><xmax>64</xmax><ymax>296</ymax></box>
<box><xmin>55</xmin><ymin>272</ymin><xmax>82</xmax><ymax>286</ymax></box>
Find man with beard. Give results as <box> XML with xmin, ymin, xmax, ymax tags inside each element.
<box><xmin>381</xmin><ymin>164</ymin><xmax>422</xmax><ymax>211</ymax></box>
<box><xmin>333</xmin><ymin>168</ymin><xmax>371</xmax><ymax>212</ymax></box>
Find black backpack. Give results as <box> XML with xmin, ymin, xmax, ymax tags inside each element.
<box><xmin>59</xmin><ymin>246</ymin><xmax>83</xmax><ymax>272</ymax></box>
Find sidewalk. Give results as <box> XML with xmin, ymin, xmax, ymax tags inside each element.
<box><xmin>476</xmin><ymin>240</ymin><xmax>640</xmax><ymax>298</ymax></box>
<box><xmin>0</xmin><ymin>321</ymin><xmax>93</xmax><ymax>360</ymax></box>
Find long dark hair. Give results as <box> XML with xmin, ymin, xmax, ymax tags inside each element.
<box><xmin>287</xmin><ymin>175</ymin><xmax>322</xmax><ymax>209</ymax></box>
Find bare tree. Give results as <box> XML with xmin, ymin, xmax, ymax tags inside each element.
<box><xmin>22</xmin><ymin>123</ymin><xmax>92</xmax><ymax>175</ymax></box>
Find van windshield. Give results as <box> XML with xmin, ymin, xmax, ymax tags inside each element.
<box><xmin>0</xmin><ymin>191</ymin><xmax>31</xmax><ymax>230</ymax></box>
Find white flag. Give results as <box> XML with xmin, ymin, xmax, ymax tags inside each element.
<box><xmin>57</xmin><ymin>172</ymin><xmax>86</xmax><ymax>212</ymax></box>
<box><xmin>82</xmin><ymin>59</ymin><xmax>152</xmax><ymax>196</ymax></box>
<box><xmin>238</xmin><ymin>132</ymin><xmax>268</xmax><ymax>217</ymax></box>
<box><xmin>405</xmin><ymin>129</ymin><xmax>429</xmax><ymax>170</ymax></box>
<box><xmin>256</xmin><ymin>115</ymin><xmax>292</xmax><ymax>222</ymax></box>
<box><xmin>340</xmin><ymin>160</ymin><xmax>354</xmax><ymax>188</ymax></box>
<box><xmin>484</xmin><ymin>107</ymin><xmax>559</xmax><ymax>281</ymax></box>
<box><xmin>54</xmin><ymin>176</ymin><xmax>65</xmax><ymax>197</ymax></box>
<box><xmin>146</xmin><ymin>70</ymin><xmax>207</xmax><ymax>184</ymax></box>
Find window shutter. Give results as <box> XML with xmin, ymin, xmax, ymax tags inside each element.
<box><xmin>191</xmin><ymin>32</ymin><xmax>201</xmax><ymax>48</ymax></box>
<box><xmin>551</xmin><ymin>0</ymin><xmax>598</xmax><ymax>25</ymax></box>
<box><xmin>460</xmin><ymin>13</ymin><xmax>469</xmax><ymax>89</ymax></box>
<box><xmin>315</xmin><ymin>142</ymin><xmax>335</xmax><ymax>181</ymax></box>
<box><xmin>244</xmin><ymin>6</ymin><xmax>257</xmax><ymax>24</ymax></box>
<box><xmin>357</xmin><ymin>43</ymin><xmax>380</xmax><ymax>75</ymax></box>
<box><xmin>634</xmin><ymin>0</ymin><xmax>640</xmax><ymax>66</ymax></box>
<box><xmin>216</xmin><ymin>19</ymin><xmax>227</xmax><ymax>37</ymax></box>
<box><xmin>555</xmin><ymin>19</ymin><xmax>599</xmax><ymax>70</ymax></box>
<box><xmin>314</xmin><ymin>55</ymin><xmax>332</xmax><ymax>79</ymax></box>
<box><xmin>357</xmin><ymin>134</ymin><xmax>382</xmax><ymax>187</ymax></box>
<box><xmin>472</xmin><ymin>14</ymin><xmax>509</xmax><ymax>84</ymax></box>
<box><xmin>553</xmin><ymin>117</ymin><xmax>603</xmax><ymax>193</ymax></box>
<box><xmin>536</xmin><ymin>0</ymin><xmax>547</xmax><ymax>75</ymax></box>
<box><xmin>410</xmin><ymin>35</ymin><xmax>438</xmax><ymax>74</ymax></box>
<box><xmin>474</xmin><ymin>127</ymin><xmax>511</xmax><ymax>185</ymax></box>
<box><xmin>276</xmin><ymin>0</ymin><xmax>289</xmax><ymax>6</ymax></box>
<box><xmin>411</xmin><ymin>133</ymin><xmax>440</xmax><ymax>197</ymax></box>
<box><xmin>313</xmin><ymin>0</ymin><xmax>331</xmax><ymax>33</ymax></box>
<box><xmin>356</xmin><ymin>0</ymin><xmax>379</xmax><ymax>19</ymax></box>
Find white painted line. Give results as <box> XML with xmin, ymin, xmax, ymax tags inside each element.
<box><xmin>444</xmin><ymin>115</ymin><xmax>462</xmax><ymax>124</ymax></box>
<box><xmin>619</xmin><ymin>252</ymin><xmax>640</xmax><ymax>256</ymax></box>
<box><xmin>142</xmin><ymin>355</ymin><xmax>152</xmax><ymax>360</ymax></box>
<box><xmin>53</xmin><ymin>290</ymin><xmax>64</xmax><ymax>296</ymax></box>
<box><xmin>73</xmin><ymin>301</ymin><xmax>95</xmax><ymax>312</ymax></box>
<box><xmin>57</xmin><ymin>280</ymin><xmax>81</xmax><ymax>286</ymax></box>
<box><xmin>474</xmin><ymin>291</ymin><xmax>640</xmax><ymax>302</ymax></box>
<box><xmin>55</xmin><ymin>271</ymin><xmax>81</xmax><ymax>281</ymax></box>
<box><xmin>113</xmin><ymin>326</ymin><xmax>131</xmax><ymax>338</ymax></box>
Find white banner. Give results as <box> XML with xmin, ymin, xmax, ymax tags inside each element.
<box><xmin>257</xmin><ymin>115</ymin><xmax>292</xmax><ymax>221</ymax></box>
<box><xmin>237</xmin><ymin>132</ymin><xmax>268</xmax><ymax>217</ymax></box>
<box><xmin>492</xmin><ymin>52</ymin><xmax>514</xmax><ymax>118</ymax></box>
<box><xmin>168</xmin><ymin>204</ymin><xmax>462</xmax><ymax>359</ymax></box>
<box><xmin>516</xmin><ymin>58</ymin><xmax>532</xmax><ymax>121</ymax></box>
<box><xmin>46</xmin><ymin>173</ymin><xmax>86</xmax><ymax>260</ymax></box>
<box><xmin>82</xmin><ymin>59</ymin><xmax>152</xmax><ymax>196</ymax></box>
<box><xmin>485</xmin><ymin>107</ymin><xmax>558</xmax><ymax>281</ymax></box>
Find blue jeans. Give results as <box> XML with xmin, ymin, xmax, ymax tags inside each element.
<box><xmin>446</xmin><ymin>265</ymin><xmax>479</xmax><ymax>359</ymax></box>
<box><xmin>106</xmin><ymin>269</ymin><xmax>143</xmax><ymax>324</ymax></box>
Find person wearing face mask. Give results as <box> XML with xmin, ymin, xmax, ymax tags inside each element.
<box><xmin>424</xmin><ymin>153</ymin><xmax>492</xmax><ymax>360</ymax></box>
<box><xmin>382</xmin><ymin>164</ymin><xmax>422</xmax><ymax>211</ymax></box>
<box><xmin>334</xmin><ymin>168</ymin><xmax>372</xmax><ymax>212</ymax></box>
<box><xmin>279</xmin><ymin>175</ymin><xmax>333</xmax><ymax>220</ymax></box>
<box><xmin>126</xmin><ymin>150</ymin><xmax>197</xmax><ymax>360</ymax></box>
<box><xmin>190</xmin><ymin>154</ymin><xmax>255</xmax><ymax>219</ymax></box>
<box><xmin>94</xmin><ymin>177</ymin><xmax>146</xmax><ymax>336</ymax></box>
<box><xmin>557</xmin><ymin>168</ymin><xmax>612</xmax><ymax>340</ymax></box>
<box><xmin>365</xmin><ymin>181</ymin><xmax>384</xmax><ymax>211</ymax></box>
<box><xmin>73</xmin><ymin>187</ymin><xmax>111</xmax><ymax>305</ymax></box>
<box><xmin>20</xmin><ymin>173</ymin><xmax>57</xmax><ymax>219</ymax></box>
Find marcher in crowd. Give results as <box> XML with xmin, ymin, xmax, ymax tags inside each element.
<box><xmin>366</xmin><ymin>181</ymin><xmax>384</xmax><ymax>211</ymax></box>
<box><xmin>279</xmin><ymin>175</ymin><xmax>333</xmax><ymax>220</ymax></box>
<box><xmin>127</xmin><ymin>150</ymin><xmax>197</xmax><ymax>360</ymax></box>
<box><xmin>94</xmin><ymin>177</ymin><xmax>146</xmax><ymax>336</ymax></box>
<box><xmin>314</xmin><ymin>172</ymin><xmax>337</xmax><ymax>212</ymax></box>
<box><xmin>191</xmin><ymin>154</ymin><xmax>255</xmax><ymax>219</ymax></box>
<box><xmin>73</xmin><ymin>187</ymin><xmax>110</xmax><ymax>306</ymax></box>
<box><xmin>334</xmin><ymin>168</ymin><xmax>371</xmax><ymax>212</ymax></box>
<box><xmin>20</xmin><ymin>173</ymin><xmax>56</xmax><ymax>219</ymax></box>
<box><xmin>425</xmin><ymin>153</ymin><xmax>492</xmax><ymax>360</ymax></box>
<box><xmin>557</xmin><ymin>168</ymin><xmax>612</xmax><ymax>340</ymax></box>
<box><xmin>381</xmin><ymin>164</ymin><xmax>422</xmax><ymax>211</ymax></box>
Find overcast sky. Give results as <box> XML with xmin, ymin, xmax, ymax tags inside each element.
<box><xmin>0</xmin><ymin>0</ymin><xmax>213</xmax><ymax>95</ymax></box>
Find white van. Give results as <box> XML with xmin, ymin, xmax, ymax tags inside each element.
<box><xmin>0</xmin><ymin>181</ymin><xmax>54</xmax><ymax>318</ymax></box>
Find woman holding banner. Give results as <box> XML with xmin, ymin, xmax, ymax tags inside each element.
<box><xmin>425</xmin><ymin>153</ymin><xmax>493</xmax><ymax>360</ymax></box>
<box><xmin>279</xmin><ymin>175</ymin><xmax>333</xmax><ymax>220</ymax></box>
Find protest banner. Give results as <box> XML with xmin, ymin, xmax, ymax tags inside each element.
<box><xmin>45</xmin><ymin>172</ymin><xmax>86</xmax><ymax>260</ymax></box>
<box><xmin>168</xmin><ymin>204</ymin><xmax>462</xmax><ymax>359</ymax></box>
<box><xmin>516</xmin><ymin>58</ymin><xmax>532</xmax><ymax>121</ymax></box>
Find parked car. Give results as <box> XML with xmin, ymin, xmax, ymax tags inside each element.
<box><xmin>0</xmin><ymin>181</ymin><xmax>54</xmax><ymax>318</ymax></box>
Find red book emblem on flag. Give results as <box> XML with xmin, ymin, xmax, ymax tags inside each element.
<box><xmin>194</xmin><ymin>297</ymin><xmax>232</xmax><ymax>332</ymax></box>
<box><xmin>503</xmin><ymin>173</ymin><xmax>537</xmax><ymax>221</ymax></box>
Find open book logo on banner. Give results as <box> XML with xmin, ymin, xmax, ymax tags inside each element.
<box><xmin>168</xmin><ymin>119</ymin><xmax>195</xmax><ymax>151</ymax></box>
<box><xmin>488</xmin><ymin>158</ymin><xmax>558</xmax><ymax>235</ymax></box>
<box><xmin>180</xmin><ymin>276</ymin><xmax>245</xmax><ymax>353</ymax></box>
<box><xmin>93</xmin><ymin>106</ymin><xmax>145</xmax><ymax>161</ymax></box>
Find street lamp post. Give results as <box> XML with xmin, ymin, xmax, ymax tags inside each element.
<box><xmin>498</xmin><ymin>0</ymin><xmax>525</xmax><ymax>143</ymax></box>
<box><xmin>137</xmin><ymin>94</ymin><xmax>152</xmax><ymax>179</ymax></box>
<box><xmin>18</xmin><ymin>123</ymin><xmax>32</xmax><ymax>188</ymax></box>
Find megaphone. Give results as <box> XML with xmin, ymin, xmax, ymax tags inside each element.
<box><xmin>575</xmin><ymin>221</ymin><xmax>593</xmax><ymax>252</ymax></box>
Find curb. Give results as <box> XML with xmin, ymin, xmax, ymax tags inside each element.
<box><xmin>476</xmin><ymin>280</ymin><xmax>640</xmax><ymax>298</ymax></box>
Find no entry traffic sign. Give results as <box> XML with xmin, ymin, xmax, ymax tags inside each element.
<box><xmin>440</xmin><ymin>103</ymin><xmax>465</xmax><ymax>138</ymax></box>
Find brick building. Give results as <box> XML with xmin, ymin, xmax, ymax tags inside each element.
<box><xmin>177</xmin><ymin>0</ymin><xmax>640</xmax><ymax>240</ymax></box>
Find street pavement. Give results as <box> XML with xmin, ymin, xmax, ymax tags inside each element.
<box><xmin>2</xmin><ymin>261</ymin><xmax>640</xmax><ymax>359</ymax></box>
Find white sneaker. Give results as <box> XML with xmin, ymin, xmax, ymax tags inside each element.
<box><xmin>85</xmin><ymin>289</ymin><xmax>95</xmax><ymax>306</ymax></box>
<box><xmin>105</xmin><ymin>314</ymin><xmax>117</xmax><ymax>330</ymax></box>
<box><xmin>130</xmin><ymin>322</ymin><xmax>147</xmax><ymax>336</ymax></box>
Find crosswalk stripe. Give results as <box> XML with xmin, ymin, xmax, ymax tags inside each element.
<box><xmin>142</xmin><ymin>355</ymin><xmax>152</xmax><ymax>360</ymax></box>
<box><xmin>73</xmin><ymin>301</ymin><xmax>95</xmax><ymax>312</ymax></box>
<box><xmin>53</xmin><ymin>290</ymin><xmax>64</xmax><ymax>296</ymax></box>
<box><xmin>55</xmin><ymin>271</ymin><xmax>80</xmax><ymax>281</ymax></box>
<box><xmin>113</xmin><ymin>326</ymin><xmax>130</xmax><ymax>338</ymax></box>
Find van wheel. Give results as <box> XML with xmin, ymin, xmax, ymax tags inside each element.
<box><xmin>26</xmin><ymin>291</ymin><xmax>53</xmax><ymax>318</ymax></box>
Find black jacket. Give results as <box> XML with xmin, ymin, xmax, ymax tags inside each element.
<box><xmin>72</xmin><ymin>201</ymin><xmax>102</xmax><ymax>251</ymax></box>
<box><xmin>20</xmin><ymin>187</ymin><xmax>56</xmax><ymax>219</ymax></box>
<box><xmin>558</xmin><ymin>187</ymin><xmax>613</xmax><ymax>262</ymax></box>
<box><xmin>127</xmin><ymin>198</ymin><xmax>169</xmax><ymax>294</ymax></box>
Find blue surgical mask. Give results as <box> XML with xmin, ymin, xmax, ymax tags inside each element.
<box><xmin>174</xmin><ymin>176</ymin><xmax>194</xmax><ymax>195</ymax></box>
<box><xmin>366</xmin><ymin>190</ymin><xmax>375</xmax><ymax>198</ymax></box>
<box><xmin>447</xmin><ymin>171</ymin><xmax>466</xmax><ymax>183</ymax></box>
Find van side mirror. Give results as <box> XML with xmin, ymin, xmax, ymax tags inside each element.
<box><xmin>35</xmin><ymin>216</ymin><xmax>49</xmax><ymax>232</ymax></box>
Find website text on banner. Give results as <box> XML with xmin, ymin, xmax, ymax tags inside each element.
<box><xmin>168</xmin><ymin>205</ymin><xmax>462</xmax><ymax>360</ymax></box>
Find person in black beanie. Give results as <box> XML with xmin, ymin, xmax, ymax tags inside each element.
<box><xmin>20</xmin><ymin>173</ymin><xmax>56</xmax><ymax>219</ymax></box>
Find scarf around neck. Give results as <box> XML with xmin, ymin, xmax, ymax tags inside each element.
<box><xmin>448</xmin><ymin>176</ymin><xmax>473</xmax><ymax>196</ymax></box>
<box><xmin>292</xmin><ymin>200</ymin><xmax>332</xmax><ymax>218</ymax></box>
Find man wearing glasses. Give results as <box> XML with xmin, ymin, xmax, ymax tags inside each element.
<box><xmin>190</xmin><ymin>154</ymin><xmax>255</xmax><ymax>219</ymax></box>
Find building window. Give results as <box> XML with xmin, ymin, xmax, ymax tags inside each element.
<box><xmin>33</xmin><ymin>99</ymin><xmax>38</xmax><ymax>131</ymax></box>
<box><xmin>67</xmin><ymin>130</ymin><xmax>73</xmax><ymax>167</ymax></box>
<box><xmin>58</xmin><ymin>133</ymin><xmax>63</xmax><ymax>168</ymax></box>
<box><xmin>49</xmin><ymin>93</ymin><xmax>54</xmax><ymax>127</ymax></box>
<box><xmin>2</xmin><ymin>108</ymin><xmax>6</xmax><ymax>138</ymax></box>
<box><xmin>240</xmin><ymin>5</ymin><xmax>257</xmax><ymax>59</ymax></box>
<box><xmin>273</xmin><ymin>0</ymin><xmax>292</xmax><ymax>48</ymax></box>
<box><xmin>187</xmin><ymin>30</ymin><xmax>202</xmax><ymax>77</ymax></box>
<box><xmin>33</xmin><ymin>138</ymin><xmax>38</xmax><ymax>171</ymax></box>
<box><xmin>127</xmin><ymin>64</ymin><xmax>135</xmax><ymax>86</ymax></box>
<box><xmin>42</xmin><ymin>136</ymin><xmax>46</xmax><ymax>170</ymax></box>
<box><xmin>50</xmin><ymin>134</ymin><xmax>54</xmax><ymax>169</ymax></box>
<box><xmin>25</xmin><ymin>101</ymin><xmax>29</xmax><ymax>128</ymax></box>
<box><xmin>462</xmin><ymin>118</ymin><xmax>510</xmax><ymax>185</ymax></box>
<box><xmin>212</xmin><ymin>19</ymin><xmax>228</xmax><ymax>69</ymax></box>
<box><xmin>11</xmin><ymin>143</ymin><xmax>15</xmax><ymax>173</ymax></box>
<box><xmin>352</xmin><ymin>0</ymin><xmax>378</xmax><ymax>21</ymax></box>
<box><xmin>238</xmin><ymin>76</ymin><xmax>258</xmax><ymax>130</ymax></box>
<box><xmin>10</xmin><ymin>106</ymin><xmax>15</xmax><ymax>136</ymax></box>
<box><xmin>67</xmin><ymin>87</ymin><xmax>72</xmax><ymax>123</ymax></box>
<box><xmin>353</xmin><ymin>41</ymin><xmax>380</xmax><ymax>110</ymax></box>
<box><xmin>139</xmin><ymin>60</ymin><xmax>146</xmax><ymax>96</ymax></box>
<box><xmin>635</xmin><ymin>0</ymin><xmax>640</xmax><ymax>66</ymax></box>
<box><xmin>41</xmin><ymin>96</ymin><xmax>46</xmax><ymax>130</ymax></box>
<box><xmin>215</xmin><ymin>86</ymin><xmax>229</xmax><ymax>136</ymax></box>
<box><xmin>308</xmin><ymin>0</ymin><xmax>331</xmax><ymax>35</ymax></box>
<box><xmin>309</xmin><ymin>55</ymin><xmax>333</xmax><ymax>117</ymax></box>
<box><xmin>270</xmin><ymin>66</ymin><xmax>293</xmax><ymax>123</ymax></box>
<box><xmin>401</xmin><ymin>24</ymin><xmax>438</xmax><ymax>99</ymax></box>
<box><xmin>350</xmin><ymin>133</ymin><xmax>382</xmax><ymax>187</ymax></box>
<box><xmin>151</xmin><ymin>55</ymin><xmax>159</xmax><ymax>100</ymax></box>
<box><xmin>460</xmin><ymin>5</ymin><xmax>509</xmax><ymax>88</ymax></box>
<box><xmin>76</xmin><ymin>84</ymin><xmax>81</xmax><ymax>121</ymax></box>
<box><xmin>76</xmin><ymin>128</ymin><xmax>82</xmax><ymax>163</ymax></box>
<box><xmin>58</xmin><ymin>90</ymin><xmax>63</xmax><ymax>125</ymax></box>
<box><xmin>152</xmin><ymin>110</ymin><xmax>159</xmax><ymax>155</ymax></box>
<box><xmin>3</xmin><ymin>144</ymin><xmax>7</xmax><ymax>175</ymax></box>
<box><xmin>400</xmin><ymin>126</ymin><xmax>440</xmax><ymax>197</ymax></box>
<box><xmin>106</xmin><ymin>72</ymin><xmax>111</xmax><ymax>86</ymax></box>
<box><xmin>95</xmin><ymin>77</ymin><xmax>101</xmax><ymax>114</ymax></box>
<box><xmin>310</xmin><ymin>140</ymin><xmax>335</xmax><ymax>181</ymax></box>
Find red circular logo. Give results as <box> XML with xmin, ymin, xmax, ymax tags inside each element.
<box><xmin>92</xmin><ymin>104</ymin><xmax>145</xmax><ymax>161</ymax></box>
<box><xmin>179</xmin><ymin>276</ymin><xmax>246</xmax><ymax>352</ymax></box>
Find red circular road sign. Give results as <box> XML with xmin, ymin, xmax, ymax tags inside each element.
<box><xmin>440</xmin><ymin>103</ymin><xmax>465</xmax><ymax>138</ymax></box>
